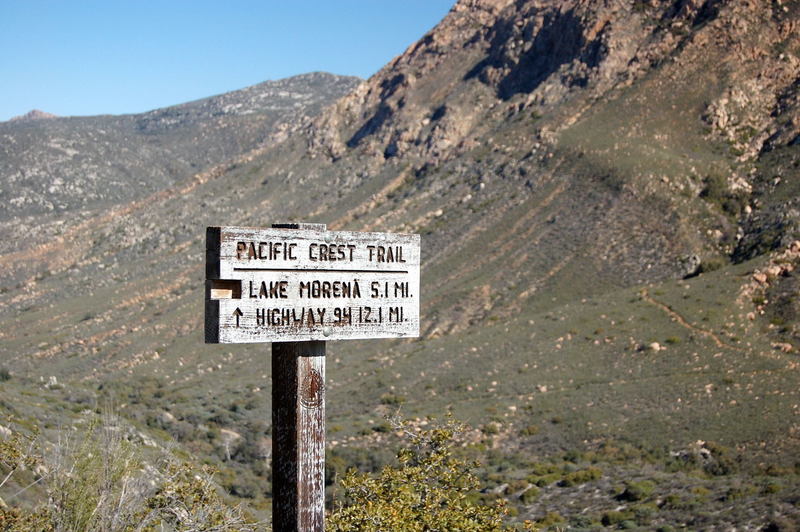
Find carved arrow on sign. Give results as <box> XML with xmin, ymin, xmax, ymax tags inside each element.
<box><xmin>233</xmin><ymin>307</ymin><xmax>243</xmax><ymax>327</ymax></box>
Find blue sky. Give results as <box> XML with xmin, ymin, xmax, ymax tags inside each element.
<box><xmin>0</xmin><ymin>1</ymin><xmax>454</xmax><ymax>121</ymax></box>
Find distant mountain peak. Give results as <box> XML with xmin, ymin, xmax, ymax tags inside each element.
<box><xmin>8</xmin><ymin>109</ymin><xmax>58</xmax><ymax>122</ymax></box>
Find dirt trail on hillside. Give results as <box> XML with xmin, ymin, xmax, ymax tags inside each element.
<box><xmin>640</xmin><ymin>288</ymin><xmax>743</xmax><ymax>352</ymax></box>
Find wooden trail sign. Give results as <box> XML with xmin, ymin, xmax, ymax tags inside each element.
<box><xmin>205</xmin><ymin>225</ymin><xmax>420</xmax><ymax>343</ymax></box>
<box><xmin>204</xmin><ymin>223</ymin><xmax>420</xmax><ymax>532</ymax></box>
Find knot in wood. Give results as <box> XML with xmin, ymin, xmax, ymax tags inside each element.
<box><xmin>300</xmin><ymin>368</ymin><xmax>324</xmax><ymax>409</ymax></box>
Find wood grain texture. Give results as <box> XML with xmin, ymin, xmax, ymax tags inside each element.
<box><xmin>205</xmin><ymin>226</ymin><xmax>420</xmax><ymax>343</ymax></box>
<box><xmin>272</xmin><ymin>341</ymin><xmax>325</xmax><ymax>532</ymax></box>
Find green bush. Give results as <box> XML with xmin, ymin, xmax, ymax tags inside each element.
<box><xmin>0</xmin><ymin>416</ymin><xmax>261</xmax><ymax>531</ymax></box>
<box><xmin>327</xmin><ymin>417</ymin><xmax>530</xmax><ymax>531</ymax></box>
<box><xmin>698</xmin><ymin>258</ymin><xmax>725</xmax><ymax>274</ymax></box>
<box><xmin>691</xmin><ymin>485</ymin><xmax>711</xmax><ymax>500</ymax></box>
<box><xmin>379</xmin><ymin>393</ymin><xmax>407</xmax><ymax>406</ymax></box>
<box><xmin>536</xmin><ymin>511</ymin><xmax>566</xmax><ymax>527</ymax></box>
<box><xmin>722</xmin><ymin>482</ymin><xmax>757</xmax><ymax>501</ymax></box>
<box><xmin>563</xmin><ymin>449</ymin><xmax>583</xmax><ymax>463</ymax></box>
<box><xmin>703</xmin><ymin>441</ymin><xmax>739</xmax><ymax>476</ymax></box>
<box><xmin>660</xmin><ymin>493</ymin><xmax>683</xmax><ymax>509</ymax></box>
<box><xmin>518</xmin><ymin>486</ymin><xmax>540</xmax><ymax>504</ymax></box>
<box><xmin>618</xmin><ymin>480</ymin><xmax>656</xmax><ymax>502</ymax></box>
<box><xmin>481</xmin><ymin>422</ymin><xmax>500</xmax><ymax>435</ymax></box>
<box><xmin>631</xmin><ymin>503</ymin><xmax>658</xmax><ymax>525</ymax></box>
<box><xmin>527</xmin><ymin>462</ymin><xmax>562</xmax><ymax>487</ymax></box>
<box><xmin>530</xmin><ymin>462</ymin><xmax>561</xmax><ymax>476</ymax></box>
<box><xmin>602</xmin><ymin>510</ymin><xmax>634</xmax><ymax>526</ymax></box>
<box><xmin>559</xmin><ymin>466</ymin><xmax>602</xmax><ymax>487</ymax></box>
<box><xmin>505</xmin><ymin>479</ymin><xmax>529</xmax><ymax>494</ymax></box>
<box><xmin>700</xmin><ymin>173</ymin><xmax>747</xmax><ymax>217</ymax></box>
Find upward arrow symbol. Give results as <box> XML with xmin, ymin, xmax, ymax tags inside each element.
<box><xmin>233</xmin><ymin>308</ymin><xmax>243</xmax><ymax>327</ymax></box>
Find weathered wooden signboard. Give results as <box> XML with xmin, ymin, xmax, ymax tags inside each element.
<box><xmin>205</xmin><ymin>225</ymin><xmax>420</xmax><ymax>343</ymax></box>
<box><xmin>205</xmin><ymin>223</ymin><xmax>420</xmax><ymax>532</ymax></box>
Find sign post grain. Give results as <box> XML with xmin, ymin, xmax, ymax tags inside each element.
<box><xmin>205</xmin><ymin>222</ymin><xmax>420</xmax><ymax>531</ymax></box>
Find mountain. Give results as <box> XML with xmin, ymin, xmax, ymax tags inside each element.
<box><xmin>1</xmin><ymin>0</ymin><xmax>799</xmax><ymax>528</ymax></box>
<box><xmin>8</xmin><ymin>109</ymin><xmax>59</xmax><ymax>122</ymax></box>
<box><xmin>0</xmin><ymin>72</ymin><xmax>360</xmax><ymax>252</ymax></box>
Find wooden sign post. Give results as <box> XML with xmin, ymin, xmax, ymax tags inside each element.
<box><xmin>205</xmin><ymin>223</ymin><xmax>420</xmax><ymax>531</ymax></box>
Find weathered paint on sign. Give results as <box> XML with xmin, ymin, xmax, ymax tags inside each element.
<box><xmin>205</xmin><ymin>226</ymin><xmax>420</xmax><ymax>343</ymax></box>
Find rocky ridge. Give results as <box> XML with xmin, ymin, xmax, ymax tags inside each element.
<box><xmin>8</xmin><ymin>109</ymin><xmax>59</xmax><ymax>122</ymax></box>
<box><xmin>0</xmin><ymin>72</ymin><xmax>360</xmax><ymax>224</ymax></box>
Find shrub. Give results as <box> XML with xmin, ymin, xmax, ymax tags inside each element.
<box><xmin>530</xmin><ymin>462</ymin><xmax>561</xmax><ymax>476</ymax></box>
<box><xmin>602</xmin><ymin>510</ymin><xmax>634</xmax><ymax>526</ymax></box>
<box><xmin>618</xmin><ymin>480</ymin><xmax>656</xmax><ymax>502</ymax></box>
<box><xmin>563</xmin><ymin>449</ymin><xmax>583</xmax><ymax>463</ymax></box>
<box><xmin>372</xmin><ymin>421</ymin><xmax>393</xmax><ymax>433</ymax></box>
<box><xmin>722</xmin><ymin>482</ymin><xmax>757</xmax><ymax>501</ymax></box>
<box><xmin>699</xmin><ymin>441</ymin><xmax>739</xmax><ymax>476</ymax></box>
<box><xmin>379</xmin><ymin>393</ymin><xmax>406</xmax><ymax>406</ymax></box>
<box><xmin>559</xmin><ymin>466</ymin><xmax>603</xmax><ymax>487</ymax></box>
<box><xmin>536</xmin><ymin>511</ymin><xmax>566</xmax><ymax>527</ymax></box>
<box><xmin>661</xmin><ymin>493</ymin><xmax>682</xmax><ymax>509</ymax></box>
<box><xmin>527</xmin><ymin>462</ymin><xmax>562</xmax><ymax>487</ymax></box>
<box><xmin>0</xmin><ymin>415</ymin><xmax>262</xmax><ymax>531</ymax></box>
<box><xmin>328</xmin><ymin>417</ymin><xmax>526</xmax><ymax>531</ymax></box>
<box><xmin>519</xmin><ymin>486</ymin><xmax>540</xmax><ymax>504</ymax></box>
<box><xmin>505</xmin><ymin>479</ymin><xmax>529</xmax><ymax>494</ymax></box>
<box><xmin>0</xmin><ymin>368</ymin><xmax>10</xmax><ymax>381</ymax></box>
<box><xmin>699</xmin><ymin>172</ymin><xmax>748</xmax><ymax>217</ymax></box>
<box><xmin>631</xmin><ymin>503</ymin><xmax>658</xmax><ymax>524</ymax></box>
<box><xmin>481</xmin><ymin>422</ymin><xmax>500</xmax><ymax>435</ymax></box>
<box><xmin>698</xmin><ymin>258</ymin><xmax>725</xmax><ymax>274</ymax></box>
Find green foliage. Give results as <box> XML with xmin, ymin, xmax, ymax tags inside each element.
<box><xmin>44</xmin><ymin>417</ymin><xmax>146</xmax><ymax>531</ymax></box>
<box><xmin>698</xmin><ymin>258</ymin><xmax>726</xmax><ymax>274</ymax></box>
<box><xmin>0</xmin><ymin>427</ymin><xmax>47</xmax><ymax>529</ymax></box>
<box><xmin>660</xmin><ymin>493</ymin><xmax>683</xmax><ymax>509</ymax></box>
<box><xmin>0</xmin><ymin>368</ymin><xmax>10</xmax><ymax>382</ymax></box>
<box><xmin>327</xmin><ymin>417</ymin><xmax>529</xmax><ymax>531</ymax></box>
<box><xmin>536</xmin><ymin>511</ymin><xmax>565</xmax><ymax>527</ymax></box>
<box><xmin>144</xmin><ymin>462</ymin><xmax>261</xmax><ymax>531</ymax></box>
<box><xmin>518</xmin><ymin>486</ymin><xmax>539</xmax><ymax>504</ymax></box>
<box><xmin>763</xmin><ymin>480</ymin><xmax>783</xmax><ymax>495</ymax></box>
<box><xmin>703</xmin><ymin>441</ymin><xmax>739</xmax><ymax>476</ymax></box>
<box><xmin>379</xmin><ymin>393</ymin><xmax>407</xmax><ymax>406</ymax></box>
<box><xmin>601</xmin><ymin>509</ymin><xmax>634</xmax><ymax>526</ymax></box>
<box><xmin>699</xmin><ymin>173</ymin><xmax>748</xmax><ymax>217</ymax></box>
<box><xmin>0</xmin><ymin>428</ymin><xmax>39</xmax><ymax>477</ymax></box>
<box><xmin>481</xmin><ymin>422</ymin><xmax>500</xmax><ymax>435</ymax></box>
<box><xmin>526</xmin><ymin>462</ymin><xmax>562</xmax><ymax>487</ymax></box>
<box><xmin>0</xmin><ymin>417</ymin><xmax>262</xmax><ymax>531</ymax></box>
<box><xmin>505</xmin><ymin>479</ymin><xmax>529</xmax><ymax>494</ymax></box>
<box><xmin>617</xmin><ymin>480</ymin><xmax>656</xmax><ymax>502</ymax></box>
<box><xmin>722</xmin><ymin>482</ymin><xmax>757</xmax><ymax>501</ymax></box>
<box><xmin>559</xmin><ymin>466</ymin><xmax>603</xmax><ymax>487</ymax></box>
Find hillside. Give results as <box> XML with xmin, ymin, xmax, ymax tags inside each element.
<box><xmin>1</xmin><ymin>0</ymin><xmax>799</xmax><ymax>529</ymax></box>
<box><xmin>0</xmin><ymin>72</ymin><xmax>360</xmax><ymax>253</ymax></box>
